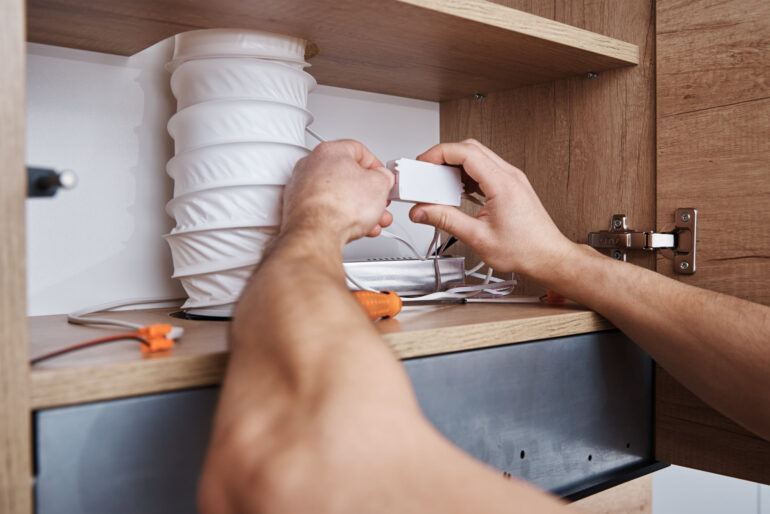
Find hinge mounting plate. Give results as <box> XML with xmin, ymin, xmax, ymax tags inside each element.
<box><xmin>587</xmin><ymin>208</ymin><xmax>697</xmax><ymax>274</ymax></box>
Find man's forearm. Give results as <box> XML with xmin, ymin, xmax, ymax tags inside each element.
<box><xmin>215</xmin><ymin>227</ymin><xmax>418</xmax><ymax>434</ymax></box>
<box><xmin>539</xmin><ymin>244</ymin><xmax>770</xmax><ymax>439</ymax></box>
<box><xmin>232</xmin><ymin>227</ymin><xmax>379</xmax><ymax>366</ymax></box>
<box><xmin>202</xmin><ymin>227</ymin><xmax>572</xmax><ymax>513</ymax></box>
<box><xmin>200</xmin><ymin>227</ymin><xmax>428</xmax><ymax>512</ymax></box>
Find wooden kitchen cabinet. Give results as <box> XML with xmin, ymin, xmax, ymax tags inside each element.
<box><xmin>2</xmin><ymin>0</ymin><xmax>768</xmax><ymax>512</ymax></box>
<box><xmin>441</xmin><ymin>0</ymin><xmax>770</xmax><ymax>487</ymax></box>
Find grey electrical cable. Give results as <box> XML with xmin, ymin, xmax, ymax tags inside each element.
<box><xmin>67</xmin><ymin>297</ymin><xmax>187</xmax><ymax>339</ymax></box>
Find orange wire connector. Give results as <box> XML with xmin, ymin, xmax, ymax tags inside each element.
<box><xmin>137</xmin><ymin>324</ymin><xmax>176</xmax><ymax>353</ymax></box>
<box><xmin>30</xmin><ymin>323</ymin><xmax>177</xmax><ymax>365</ymax></box>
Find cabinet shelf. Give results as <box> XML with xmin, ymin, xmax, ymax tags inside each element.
<box><xmin>27</xmin><ymin>0</ymin><xmax>638</xmax><ymax>101</ymax></box>
<box><xmin>28</xmin><ymin>304</ymin><xmax>611</xmax><ymax>409</ymax></box>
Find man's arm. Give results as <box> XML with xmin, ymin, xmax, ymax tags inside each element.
<box><xmin>559</xmin><ymin>245</ymin><xmax>770</xmax><ymax>437</ymax></box>
<box><xmin>198</xmin><ymin>141</ymin><xmax>568</xmax><ymax>513</ymax></box>
<box><xmin>410</xmin><ymin>139</ymin><xmax>770</xmax><ymax>441</ymax></box>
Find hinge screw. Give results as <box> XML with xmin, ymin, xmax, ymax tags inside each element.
<box><xmin>680</xmin><ymin>261</ymin><xmax>690</xmax><ymax>270</ymax></box>
<box><xmin>613</xmin><ymin>219</ymin><xmax>623</xmax><ymax>229</ymax></box>
<box><xmin>681</xmin><ymin>213</ymin><xmax>691</xmax><ymax>222</ymax></box>
<box><xmin>613</xmin><ymin>250</ymin><xmax>623</xmax><ymax>260</ymax></box>
<box><xmin>587</xmin><ymin>72</ymin><xmax>598</xmax><ymax>79</ymax></box>
<box><xmin>474</xmin><ymin>93</ymin><xmax>486</xmax><ymax>100</ymax></box>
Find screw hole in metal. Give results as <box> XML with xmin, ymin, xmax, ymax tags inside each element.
<box><xmin>588</xmin><ymin>454</ymin><xmax>593</xmax><ymax>461</ymax></box>
<box><xmin>520</xmin><ymin>450</ymin><xmax>526</xmax><ymax>459</ymax></box>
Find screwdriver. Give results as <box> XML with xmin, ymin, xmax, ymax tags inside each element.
<box><xmin>353</xmin><ymin>289</ymin><xmax>567</xmax><ymax>321</ymax></box>
<box><xmin>352</xmin><ymin>290</ymin><xmax>465</xmax><ymax>320</ymax></box>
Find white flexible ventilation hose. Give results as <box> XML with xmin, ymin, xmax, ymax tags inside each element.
<box><xmin>164</xmin><ymin>29</ymin><xmax>315</xmax><ymax>314</ymax></box>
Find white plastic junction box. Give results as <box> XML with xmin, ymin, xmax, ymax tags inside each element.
<box><xmin>387</xmin><ymin>158</ymin><xmax>464</xmax><ymax>206</ymax></box>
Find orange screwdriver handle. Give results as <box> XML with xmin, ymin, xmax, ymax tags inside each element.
<box><xmin>544</xmin><ymin>290</ymin><xmax>567</xmax><ymax>305</ymax></box>
<box><xmin>353</xmin><ymin>290</ymin><xmax>403</xmax><ymax>320</ymax></box>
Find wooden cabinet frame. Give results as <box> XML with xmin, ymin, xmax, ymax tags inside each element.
<box><xmin>0</xmin><ymin>0</ymin><xmax>32</xmax><ymax>510</ymax></box>
<box><xmin>2</xmin><ymin>0</ymin><xmax>768</xmax><ymax>512</ymax></box>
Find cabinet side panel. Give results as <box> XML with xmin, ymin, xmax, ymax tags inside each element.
<box><xmin>0</xmin><ymin>0</ymin><xmax>33</xmax><ymax>511</ymax></box>
<box><xmin>655</xmin><ymin>0</ymin><xmax>770</xmax><ymax>483</ymax></box>
<box><xmin>440</xmin><ymin>0</ymin><xmax>656</xmax><ymax>295</ymax></box>
<box><xmin>655</xmin><ymin>367</ymin><xmax>770</xmax><ymax>484</ymax></box>
<box><xmin>656</xmin><ymin>0</ymin><xmax>770</xmax><ymax>303</ymax></box>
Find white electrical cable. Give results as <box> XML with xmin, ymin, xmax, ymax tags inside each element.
<box><xmin>404</xmin><ymin>279</ymin><xmax>517</xmax><ymax>301</ymax></box>
<box><xmin>344</xmin><ymin>272</ymin><xmax>379</xmax><ymax>293</ymax></box>
<box><xmin>466</xmin><ymin>272</ymin><xmax>504</xmax><ymax>283</ymax></box>
<box><xmin>483</xmin><ymin>266</ymin><xmax>493</xmax><ymax>284</ymax></box>
<box><xmin>465</xmin><ymin>261</ymin><xmax>485</xmax><ymax>276</ymax></box>
<box><xmin>425</xmin><ymin>227</ymin><xmax>440</xmax><ymax>259</ymax></box>
<box><xmin>466</xmin><ymin>296</ymin><xmax>540</xmax><ymax>304</ymax></box>
<box><xmin>306</xmin><ymin>126</ymin><xmax>327</xmax><ymax>143</ymax></box>
<box><xmin>379</xmin><ymin>230</ymin><xmax>424</xmax><ymax>260</ymax></box>
<box><xmin>67</xmin><ymin>297</ymin><xmax>187</xmax><ymax>339</ymax></box>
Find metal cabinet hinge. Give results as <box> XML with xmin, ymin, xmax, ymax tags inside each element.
<box><xmin>587</xmin><ymin>208</ymin><xmax>697</xmax><ymax>274</ymax></box>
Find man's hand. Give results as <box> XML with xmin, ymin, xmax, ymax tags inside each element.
<box><xmin>409</xmin><ymin>139</ymin><xmax>574</xmax><ymax>281</ymax></box>
<box><xmin>282</xmin><ymin>140</ymin><xmax>395</xmax><ymax>245</ymax></box>
<box><xmin>199</xmin><ymin>138</ymin><xmax>571</xmax><ymax>514</ymax></box>
<box><xmin>411</xmin><ymin>139</ymin><xmax>770</xmax><ymax>442</ymax></box>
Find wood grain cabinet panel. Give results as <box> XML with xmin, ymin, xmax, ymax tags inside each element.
<box><xmin>440</xmin><ymin>0</ymin><xmax>656</xmax><ymax>295</ymax></box>
<box><xmin>25</xmin><ymin>0</ymin><xmax>638</xmax><ymax>101</ymax></box>
<box><xmin>655</xmin><ymin>0</ymin><xmax>770</xmax><ymax>484</ymax></box>
<box><xmin>5</xmin><ymin>0</ymin><xmax>769</xmax><ymax>511</ymax></box>
<box><xmin>0</xmin><ymin>0</ymin><xmax>32</xmax><ymax>511</ymax></box>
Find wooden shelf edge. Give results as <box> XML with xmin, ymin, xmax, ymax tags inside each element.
<box><xmin>386</xmin><ymin>310</ymin><xmax>613</xmax><ymax>358</ymax></box>
<box><xmin>30</xmin><ymin>352</ymin><xmax>228</xmax><ymax>410</ymax></box>
<box><xmin>29</xmin><ymin>308</ymin><xmax>612</xmax><ymax>410</ymax></box>
<box><xmin>26</xmin><ymin>0</ymin><xmax>639</xmax><ymax>101</ymax></box>
<box><xmin>400</xmin><ymin>0</ymin><xmax>639</xmax><ymax>66</ymax></box>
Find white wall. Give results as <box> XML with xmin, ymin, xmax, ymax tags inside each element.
<box><xmin>25</xmin><ymin>41</ymin><xmax>439</xmax><ymax>316</ymax></box>
<box><xmin>26</xmin><ymin>41</ymin><xmax>180</xmax><ymax>316</ymax></box>
<box><xmin>653</xmin><ymin>466</ymin><xmax>770</xmax><ymax>514</ymax></box>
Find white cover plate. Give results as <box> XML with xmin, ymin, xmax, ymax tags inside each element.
<box><xmin>387</xmin><ymin>158</ymin><xmax>464</xmax><ymax>206</ymax></box>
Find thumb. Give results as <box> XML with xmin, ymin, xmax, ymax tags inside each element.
<box><xmin>409</xmin><ymin>204</ymin><xmax>480</xmax><ymax>243</ymax></box>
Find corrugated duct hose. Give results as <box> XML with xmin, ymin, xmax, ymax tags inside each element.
<box><xmin>164</xmin><ymin>29</ymin><xmax>316</xmax><ymax>316</ymax></box>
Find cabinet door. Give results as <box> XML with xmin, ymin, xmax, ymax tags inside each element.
<box><xmin>655</xmin><ymin>0</ymin><xmax>770</xmax><ymax>484</ymax></box>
